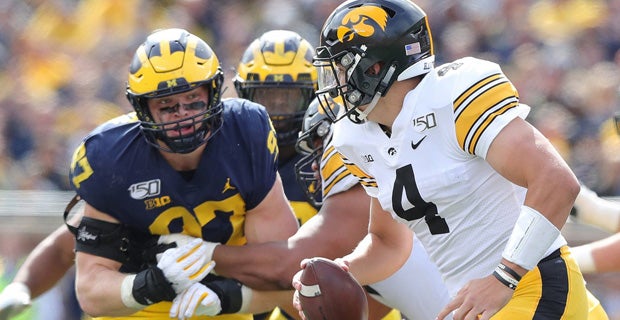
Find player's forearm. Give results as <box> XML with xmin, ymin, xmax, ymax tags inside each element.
<box><xmin>522</xmin><ymin>158</ymin><xmax>579</xmax><ymax>231</ymax></box>
<box><xmin>573</xmin><ymin>233</ymin><xmax>620</xmax><ymax>274</ymax></box>
<box><xmin>13</xmin><ymin>226</ymin><xmax>75</xmax><ymax>298</ymax></box>
<box><xmin>213</xmin><ymin>242</ymin><xmax>294</xmax><ymax>290</ymax></box>
<box><xmin>501</xmin><ymin>166</ymin><xmax>578</xmax><ymax>273</ymax></box>
<box><xmin>244</xmin><ymin>289</ymin><xmax>295</xmax><ymax>315</ymax></box>
<box><xmin>345</xmin><ymin>198</ymin><xmax>412</xmax><ymax>285</ymax></box>
<box><xmin>75</xmin><ymin>255</ymin><xmax>135</xmax><ymax>317</ymax></box>
<box><xmin>590</xmin><ymin>233</ymin><xmax>620</xmax><ymax>272</ymax></box>
<box><xmin>573</xmin><ymin>185</ymin><xmax>620</xmax><ymax>233</ymax></box>
<box><xmin>214</xmin><ymin>205</ymin><xmax>368</xmax><ymax>290</ymax></box>
<box><xmin>345</xmin><ymin>230</ymin><xmax>411</xmax><ymax>285</ymax></box>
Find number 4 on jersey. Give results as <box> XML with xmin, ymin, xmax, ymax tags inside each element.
<box><xmin>392</xmin><ymin>165</ymin><xmax>449</xmax><ymax>235</ymax></box>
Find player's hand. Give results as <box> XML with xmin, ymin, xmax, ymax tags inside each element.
<box><xmin>156</xmin><ymin>234</ymin><xmax>219</xmax><ymax>262</ymax></box>
<box><xmin>291</xmin><ymin>268</ymin><xmax>305</xmax><ymax>320</ymax></box>
<box><xmin>170</xmin><ymin>282</ymin><xmax>221</xmax><ymax>319</ymax></box>
<box><xmin>436</xmin><ymin>274</ymin><xmax>512</xmax><ymax>320</ymax></box>
<box><xmin>291</xmin><ymin>258</ymin><xmax>349</xmax><ymax>320</ymax></box>
<box><xmin>0</xmin><ymin>283</ymin><xmax>31</xmax><ymax>320</ymax></box>
<box><xmin>157</xmin><ymin>238</ymin><xmax>215</xmax><ymax>293</ymax></box>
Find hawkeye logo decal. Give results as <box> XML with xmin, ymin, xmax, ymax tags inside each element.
<box><xmin>337</xmin><ymin>6</ymin><xmax>388</xmax><ymax>43</ymax></box>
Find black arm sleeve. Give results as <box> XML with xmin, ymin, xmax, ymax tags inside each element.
<box><xmin>132</xmin><ymin>265</ymin><xmax>177</xmax><ymax>305</ymax></box>
<box><xmin>201</xmin><ymin>275</ymin><xmax>244</xmax><ymax>314</ymax></box>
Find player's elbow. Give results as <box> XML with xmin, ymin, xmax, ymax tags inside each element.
<box><xmin>75</xmin><ymin>274</ymin><xmax>115</xmax><ymax>317</ymax></box>
<box><xmin>557</xmin><ymin>167</ymin><xmax>580</xmax><ymax>203</ymax></box>
<box><xmin>542</xmin><ymin>164</ymin><xmax>580</xmax><ymax>219</ymax></box>
<box><xmin>76</xmin><ymin>286</ymin><xmax>104</xmax><ymax>317</ymax></box>
<box><xmin>567</xmin><ymin>175</ymin><xmax>581</xmax><ymax>202</ymax></box>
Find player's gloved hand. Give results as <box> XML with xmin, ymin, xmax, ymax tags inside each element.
<box><xmin>0</xmin><ymin>283</ymin><xmax>31</xmax><ymax>320</ymax></box>
<box><xmin>170</xmin><ymin>282</ymin><xmax>222</xmax><ymax>319</ymax></box>
<box><xmin>156</xmin><ymin>234</ymin><xmax>219</xmax><ymax>263</ymax></box>
<box><xmin>170</xmin><ymin>276</ymin><xmax>251</xmax><ymax>319</ymax></box>
<box><xmin>156</xmin><ymin>238</ymin><xmax>215</xmax><ymax>294</ymax></box>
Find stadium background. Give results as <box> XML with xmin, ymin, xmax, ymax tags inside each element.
<box><xmin>0</xmin><ymin>0</ymin><xmax>618</xmax><ymax>319</ymax></box>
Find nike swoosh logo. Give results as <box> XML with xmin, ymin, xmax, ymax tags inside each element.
<box><xmin>411</xmin><ymin>136</ymin><xmax>427</xmax><ymax>150</ymax></box>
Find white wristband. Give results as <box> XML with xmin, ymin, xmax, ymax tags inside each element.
<box><xmin>237</xmin><ymin>285</ymin><xmax>253</xmax><ymax>314</ymax></box>
<box><xmin>571</xmin><ymin>244</ymin><xmax>596</xmax><ymax>274</ymax></box>
<box><xmin>120</xmin><ymin>274</ymin><xmax>146</xmax><ymax>309</ymax></box>
<box><xmin>502</xmin><ymin>206</ymin><xmax>561</xmax><ymax>270</ymax></box>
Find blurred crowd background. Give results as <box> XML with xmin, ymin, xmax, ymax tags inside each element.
<box><xmin>2</xmin><ymin>0</ymin><xmax>620</xmax><ymax>196</ymax></box>
<box><xmin>0</xmin><ymin>0</ymin><xmax>619</xmax><ymax>319</ymax></box>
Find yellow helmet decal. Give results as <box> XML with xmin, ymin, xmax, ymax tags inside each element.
<box><xmin>262</xmin><ymin>40</ymin><xmax>298</xmax><ymax>66</ymax></box>
<box><xmin>128</xmin><ymin>30</ymin><xmax>220</xmax><ymax>96</ymax></box>
<box><xmin>337</xmin><ymin>5</ymin><xmax>388</xmax><ymax>42</ymax></box>
<box><xmin>149</xmin><ymin>40</ymin><xmax>186</xmax><ymax>73</ymax></box>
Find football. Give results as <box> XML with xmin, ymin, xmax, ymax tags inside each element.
<box><xmin>298</xmin><ymin>257</ymin><xmax>368</xmax><ymax>320</ymax></box>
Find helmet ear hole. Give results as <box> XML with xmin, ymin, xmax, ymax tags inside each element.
<box><xmin>364</xmin><ymin>63</ymin><xmax>382</xmax><ymax>76</ymax></box>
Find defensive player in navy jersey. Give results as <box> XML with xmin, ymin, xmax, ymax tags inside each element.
<box><xmin>233</xmin><ymin>29</ymin><xmax>318</xmax><ymax>320</ymax></box>
<box><xmin>234</xmin><ymin>29</ymin><xmax>320</xmax><ymax>228</ymax></box>
<box><xmin>68</xmin><ymin>28</ymin><xmax>298</xmax><ymax>319</ymax></box>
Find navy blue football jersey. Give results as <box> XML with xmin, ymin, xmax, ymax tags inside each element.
<box><xmin>69</xmin><ymin>98</ymin><xmax>278</xmax><ymax>246</ymax></box>
<box><xmin>278</xmin><ymin>153</ymin><xmax>319</xmax><ymax>225</ymax></box>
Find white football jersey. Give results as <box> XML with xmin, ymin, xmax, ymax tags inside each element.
<box><xmin>332</xmin><ymin>57</ymin><xmax>567</xmax><ymax>296</ymax></box>
<box><xmin>319</xmin><ymin>135</ymin><xmax>451</xmax><ymax>319</ymax></box>
<box><xmin>319</xmin><ymin>132</ymin><xmax>359</xmax><ymax>198</ymax></box>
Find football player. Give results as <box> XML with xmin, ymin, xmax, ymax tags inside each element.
<box><xmin>294</xmin><ymin>97</ymin><xmax>452</xmax><ymax>319</ymax></box>
<box><xmin>233</xmin><ymin>29</ymin><xmax>320</xmax><ymax>229</ymax></box>
<box><xmin>70</xmin><ymin>28</ymin><xmax>298</xmax><ymax>319</ymax></box>
<box><xmin>233</xmin><ymin>29</ymin><xmax>318</xmax><ymax>320</ymax></box>
<box><xmin>0</xmin><ymin>29</ymin><xmax>398</xmax><ymax>320</ymax></box>
<box><xmin>292</xmin><ymin>1</ymin><xmax>609</xmax><ymax>319</ymax></box>
<box><xmin>233</xmin><ymin>29</ymin><xmax>412</xmax><ymax>320</ymax></box>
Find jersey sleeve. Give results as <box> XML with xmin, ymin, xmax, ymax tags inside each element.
<box><xmin>68</xmin><ymin>137</ymin><xmax>112</xmax><ymax>214</ymax></box>
<box><xmin>338</xmin><ymin>154</ymin><xmax>379</xmax><ymax>198</ymax></box>
<box><xmin>449</xmin><ymin>57</ymin><xmax>530</xmax><ymax>159</ymax></box>
<box><xmin>320</xmin><ymin>140</ymin><xmax>359</xmax><ymax>198</ymax></box>
<box><xmin>233</xmin><ymin>100</ymin><xmax>280</xmax><ymax>210</ymax></box>
<box><xmin>68</xmin><ymin>113</ymin><xmax>139</xmax><ymax>214</ymax></box>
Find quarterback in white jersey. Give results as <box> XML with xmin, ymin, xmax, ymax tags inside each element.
<box><xmin>332</xmin><ymin>56</ymin><xmax>541</xmax><ymax>296</ymax></box>
<box><xmin>292</xmin><ymin>0</ymin><xmax>609</xmax><ymax>319</ymax></box>
<box><xmin>297</xmin><ymin>98</ymin><xmax>451</xmax><ymax>319</ymax></box>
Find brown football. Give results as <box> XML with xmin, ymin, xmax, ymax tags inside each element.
<box><xmin>298</xmin><ymin>257</ymin><xmax>368</xmax><ymax>320</ymax></box>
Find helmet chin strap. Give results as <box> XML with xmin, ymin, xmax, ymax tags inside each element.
<box><xmin>355</xmin><ymin>91</ymin><xmax>381</xmax><ymax>122</ymax></box>
<box><xmin>352</xmin><ymin>64</ymin><xmax>397</xmax><ymax>123</ymax></box>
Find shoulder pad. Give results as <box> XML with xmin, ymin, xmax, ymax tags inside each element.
<box><xmin>435</xmin><ymin>57</ymin><xmax>505</xmax><ymax>100</ymax></box>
